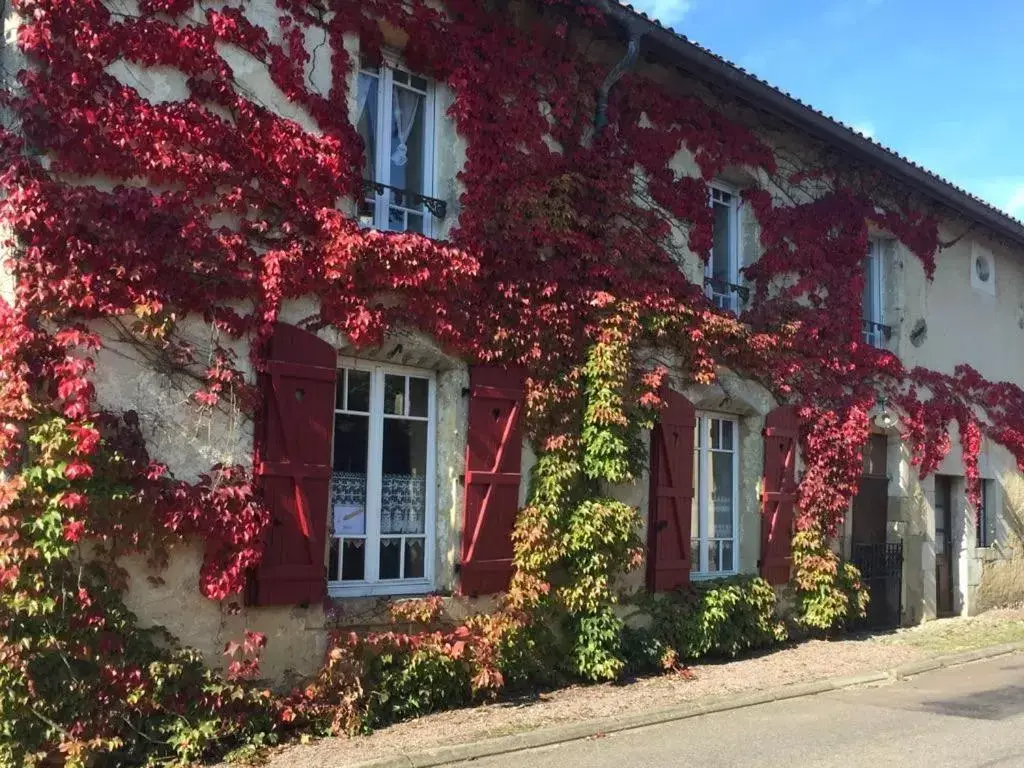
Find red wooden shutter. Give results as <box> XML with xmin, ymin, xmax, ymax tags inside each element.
<box><xmin>248</xmin><ymin>323</ymin><xmax>336</xmax><ymax>606</ymax></box>
<box><xmin>760</xmin><ymin>405</ymin><xmax>799</xmax><ymax>585</ymax></box>
<box><xmin>646</xmin><ymin>389</ymin><xmax>696</xmax><ymax>592</ymax></box>
<box><xmin>459</xmin><ymin>365</ymin><xmax>525</xmax><ymax>596</ymax></box>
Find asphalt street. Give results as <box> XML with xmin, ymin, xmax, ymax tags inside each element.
<box><xmin>450</xmin><ymin>654</ymin><xmax>1024</xmax><ymax>768</ymax></box>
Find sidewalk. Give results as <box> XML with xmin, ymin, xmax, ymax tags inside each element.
<box><xmin>249</xmin><ymin>607</ymin><xmax>1024</xmax><ymax>768</ymax></box>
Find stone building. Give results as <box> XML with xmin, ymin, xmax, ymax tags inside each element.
<box><xmin>4</xmin><ymin>0</ymin><xmax>1024</xmax><ymax>683</ymax></box>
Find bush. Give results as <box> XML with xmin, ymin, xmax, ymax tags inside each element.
<box><xmin>791</xmin><ymin>529</ymin><xmax>869</xmax><ymax>631</ymax></box>
<box><xmin>364</xmin><ymin>646</ymin><xmax>472</xmax><ymax>729</ymax></box>
<box><xmin>630</xmin><ymin>575</ymin><xmax>788</xmax><ymax>667</ymax></box>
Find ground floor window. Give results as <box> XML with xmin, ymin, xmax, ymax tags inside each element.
<box><xmin>692</xmin><ymin>413</ymin><xmax>739</xmax><ymax>575</ymax></box>
<box><xmin>977</xmin><ymin>478</ymin><xmax>997</xmax><ymax>548</ymax></box>
<box><xmin>328</xmin><ymin>363</ymin><xmax>436</xmax><ymax>596</ymax></box>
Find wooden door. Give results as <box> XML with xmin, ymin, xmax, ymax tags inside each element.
<box><xmin>934</xmin><ymin>475</ymin><xmax>954</xmax><ymax>616</ymax></box>
<box><xmin>852</xmin><ymin>476</ymin><xmax>888</xmax><ymax>545</ymax></box>
<box><xmin>852</xmin><ymin>434</ymin><xmax>889</xmax><ymax>546</ymax></box>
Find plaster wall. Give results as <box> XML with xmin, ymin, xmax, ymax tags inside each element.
<box><xmin>27</xmin><ymin>0</ymin><xmax>1024</xmax><ymax>686</ymax></box>
<box><xmin>77</xmin><ymin>6</ymin><xmax>787</xmax><ymax>683</ymax></box>
<box><xmin>890</xmin><ymin>227</ymin><xmax>1024</xmax><ymax>620</ymax></box>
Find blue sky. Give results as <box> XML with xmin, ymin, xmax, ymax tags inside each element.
<box><xmin>628</xmin><ymin>0</ymin><xmax>1024</xmax><ymax>219</ymax></box>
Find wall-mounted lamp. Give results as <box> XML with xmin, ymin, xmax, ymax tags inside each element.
<box><xmin>873</xmin><ymin>395</ymin><xmax>897</xmax><ymax>430</ymax></box>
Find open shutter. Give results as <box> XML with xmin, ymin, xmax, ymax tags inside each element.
<box><xmin>248</xmin><ymin>323</ymin><xmax>336</xmax><ymax>606</ymax></box>
<box><xmin>646</xmin><ymin>389</ymin><xmax>696</xmax><ymax>592</ymax></box>
<box><xmin>459</xmin><ymin>365</ymin><xmax>525</xmax><ymax>596</ymax></box>
<box><xmin>759</xmin><ymin>405</ymin><xmax>799</xmax><ymax>585</ymax></box>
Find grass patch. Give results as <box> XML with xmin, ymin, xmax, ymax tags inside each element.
<box><xmin>887</xmin><ymin>618</ymin><xmax>1024</xmax><ymax>654</ymax></box>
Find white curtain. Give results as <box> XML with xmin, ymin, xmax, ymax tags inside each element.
<box><xmin>356</xmin><ymin>73</ymin><xmax>375</xmax><ymax>133</ymax></box>
<box><xmin>390</xmin><ymin>87</ymin><xmax>421</xmax><ymax>167</ymax></box>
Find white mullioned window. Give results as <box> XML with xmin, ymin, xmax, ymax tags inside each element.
<box><xmin>355</xmin><ymin>55</ymin><xmax>437</xmax><ymax>235</ymax></box>
<box><xmin>691</xmin><ymin>413</ymin><xmax>740</xmax><ymax>575</ymax></box>
<box><xmin>862</xmin><ymin>240</ymin><xmax>885</xmax><ymax>347</ymax></box>
<box><xmin>329</xmin><ymin>362</ymin><xmax>436</xmax><ymax>596</ymax></box>
<box><xmin>707</xmin><ymin>184</ymin><xmax>742</xmax><ymax>313</ymax></box>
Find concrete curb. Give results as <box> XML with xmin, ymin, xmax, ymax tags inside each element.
<box><xmin>892</xmin><ymin>640</ymin><xmax>1024</xmax><ymax>679</ymax></box>
<box><xmin>350</xmin><ymin>642</ymin><xmax>1024</xmax><ymax>768</ymax></box>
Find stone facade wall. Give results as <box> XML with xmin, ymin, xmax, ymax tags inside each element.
<box><xmin>8</xmin><ymin>0</ymin><xmax>1024</xmax><ymax>683</ymax></box>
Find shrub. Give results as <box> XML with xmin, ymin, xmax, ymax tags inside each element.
<box><xmin>632</xmin><ymin>575</ymin><xmax>788</xmax><ymax>666</ymax></box>
<box><xmin>791</xmin><ymin>529</ymin><xmax>869</xmax><ymax>632</ymax></box>
<box><xmin>364</xmin><ymin>646</ymin><xmax>472</xmax><ymax>729</ymax></box>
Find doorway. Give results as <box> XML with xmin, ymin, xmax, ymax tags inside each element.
<box><xmin>850</xmin><ymin>434</ymin><xmax>903</xmax><ymax>628</ymax></box>
<box><xmin>934</xmin><ymin>475</ymin><xmax>955</xmax><ymax>616</ymax></box>
<box><xmin>852</xmin><ymin>434</ymin><xmax>889</xmax><ymax>546</ymax></box>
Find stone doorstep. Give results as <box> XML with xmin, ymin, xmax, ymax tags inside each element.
<box><xmin>347</xmin><ymin>642</ymin><xmax>1024</xmax><ymax>768</ymax></box>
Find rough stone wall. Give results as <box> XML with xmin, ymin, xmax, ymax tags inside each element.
<box><xmin>35</xmin><ymin>8</ymin><xmax>788</xmax><ymax>681</ymax></box>
<box><xmin>24</xmin><ymin>0</ymin><xmax>1024</xmax><ymax>685</ymax></box>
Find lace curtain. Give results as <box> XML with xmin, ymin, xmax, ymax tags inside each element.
<box><xmin>331</xmin><ymin>471</ymin><xmax>426</xmax><ymax>535</ymax></box>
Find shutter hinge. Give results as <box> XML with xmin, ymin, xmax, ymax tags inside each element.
<box><xmin>454</xmin><ymin>562</ymin><xmax>462</xmax><ymax>574</ymax></box>
<box><xmin>462</xmin><ymin>386</ymin><xmax>471</xmax><ymax>398</ymax></box>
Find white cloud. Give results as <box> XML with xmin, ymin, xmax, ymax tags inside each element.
<box><xmin>962</xmin><ymin>178</ymin><xmax>1024</xmax><ymax>220</ymax></box>
<box><xmin>850</xmin><ymin>122</ymin><xmax>876</xmax><ymax>139</ymax></box>
<box><xmin>1003</xmin><ymin>185</ymin><xmax>1024</xmax><ymax>218</ymax></box>
<box><xmin>629</xmin><ymin>0</ymin><xmax>693</xmax><ymax>26</ymax></box>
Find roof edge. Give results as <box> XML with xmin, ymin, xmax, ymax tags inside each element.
<box><xmin>607</xmin><ymin>4</ymin><xmax>1024</xmax><ymax>248</ymax></box>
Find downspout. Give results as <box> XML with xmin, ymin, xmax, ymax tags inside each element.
<box><xmin>593</xmin><ymin>7</ymin><xmax>645</xmax><ymax>133</ymax></box>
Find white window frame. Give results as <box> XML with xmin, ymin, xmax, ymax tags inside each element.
<box><xmin>706</xmin><ymin>183</ymin><xmax>742</xmax><ymax>313</ymax></box>
<box><xmin>359</xmin><ymin>52</ymin><xmax>438</xmax><ymax>236</ymax></box>
<box><xmin>863</xmin><ymin>240</ymin><xmax>885</xmax><ymax>347</ymax></box>
<box><xmin>328</xmin><ymin>359</ymin><xmax>437</xmax><ymax>598</ymax></box>
<box><xmin>692</xmin><ymin>413</ymin><xmax>740</xmax><ymax>578</ymax></box>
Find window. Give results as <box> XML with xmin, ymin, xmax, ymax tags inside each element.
<box><xmin>977</xmin><ymin>479</ymin><xmax>997</xmax><ymax>548</ymax></box>
<box><xmin>329</xmin><ymin>364</ymin><xmax>436</xmax><ymax>595</ymax></box>
<box><xmin>355</xmin><ymin>58</ymin><xmax>437</xmax><ymax>234</ymax></box>
<box><xmin>691</xmin><ymin>414</ymin><xmax>739</xmax><ymax>575</ymax></box>
<box><xmin>706</xmin><ymin>185</ymin><xmax>742</xmax><ymax>313</ymax></box>
<box><xmin>971</xmin><ymin>243</ymin><xmax>996</xmax><ymax>296</ymax></box>
<box><xmin>862</xmin><ymin>241</ymin><xmax>886</xmax><ymax>347</ymax></box>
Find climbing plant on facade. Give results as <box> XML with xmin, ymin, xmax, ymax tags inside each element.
<box><xmin>2</xmin><ymin>0</ymin><xmax>1024</xmax><ymax>763</ymax></box>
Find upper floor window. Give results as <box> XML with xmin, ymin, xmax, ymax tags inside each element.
<box><xmin>706</xmin><ymin>185</ymin><xmax>744</xmax><ymax>313</ymax></box>
<box><xmin>329</xmin><ymin>363</ymin><xmax>436</xmax><ymax>596</ymax></box>
<box><xmin>356</xmin><ymin>59</ymin><xmax>442</xmax><ymax>235</ymax></box>
<box><xmin>862</xmin><ymin>240</ymin><xmax>888</xmax><ymax>347</ymax></box>
<box><xmin>691</xmin><ymin>413</ymin><xmax>739</xmax><ymax>576</ymax></box>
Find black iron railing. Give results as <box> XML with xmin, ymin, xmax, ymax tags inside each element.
<box><xmin>363</xmin><ymin>179</ymin><xmax>447</xmax><ymax>219</ymax></box>
<box><xmin>704</xmin><ymin>277</ymin><xmax>749</xmax><ymax>311</ymax></box>
<box><xmin>852</xmin><ymin>541</ymin><xmax>903</xmax><ymax>628</ymax></box>
<box><xmin>862</xmin><ymin>319</ymin><xmax>892</xmax><ymax>347</ymax></box>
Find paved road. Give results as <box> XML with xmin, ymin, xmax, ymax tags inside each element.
<box><xmin>451</xmin><ymin>654</ymin><xmax>1024</xmax><ymax>768</ymax></box>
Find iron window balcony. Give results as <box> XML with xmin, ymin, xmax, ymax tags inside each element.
<box><xmin>862</xmin><ymin>319</ymin><xmax>892</xmax><ymax>348</ymax></box>
<box><xmin>362</xmin><ymin>179</ymin><xmax>447</xmax><ymax>222</ymax></box>
<box><xmin>704</xmin><ymin>276</ymin><xmax>750</xmax><ymax>313</ymax></box>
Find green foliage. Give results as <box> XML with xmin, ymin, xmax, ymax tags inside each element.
<box><xmin>0</xmin><ymin>417</ymin><xmax>279</xmax><ymax>767</ymax></box>
<box><xmin>791</xmin><ymin>528</ymin><xmax>869</xmax><ymax>631</ymax></box>
<box><xmin>494</xmin><ymin>620</ymin><xmax>564</xmax><ymax>691</ymax></box>
<box><xmin>561</xmin><ymin>498</ymin><xmax>643</xmax><ymax>615</ymax></box>
<box><xmin>569</xmin><ymin>609</ymin><xmax>626</xmax><ymax>682</ymax></box>
<box><xmin>632</xmin><ymin>576</ymin><xmax>788</xmax><ymax>666</ymax></box>
<box><xmin>0</xmin><ymin>562</ymin><xmax>279</xmax><ymax>767</ymax></box>
<box><xmin>364</xmin><ymin>647</ymin><xmax>472</xmax><ymax>729</ymax></box>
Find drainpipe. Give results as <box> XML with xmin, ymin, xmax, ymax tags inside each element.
<box><xmin>593</xmin><ymin>6</ymin><xmax>645</xmax><ymax>134</ymax></box>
